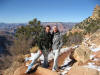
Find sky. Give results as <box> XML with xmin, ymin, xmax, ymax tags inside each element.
<box><xmin>0</xmin><ymin>0</ymin><xmax>100</xmax><ymax>23</ymax></box>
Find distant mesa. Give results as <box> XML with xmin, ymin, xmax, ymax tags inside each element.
<box><xmin>0</xmin><ymin>22</ymin><xmax>77</xmax><ymax>34</ymax></box>
<box><xmin>91</xmin><ymin>4</ymin><xmax>100</xmax><ymax>20</ymax></box>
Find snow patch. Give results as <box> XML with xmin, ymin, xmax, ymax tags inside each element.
<box><xmin>83</xmin><ymin>62</ymin><xmax>100</xmax><ymax>71</ymax></box>
<box><xmin>60</xmin><ymin>56</ymin><xmax>72</xmax><ymax>75</ymax></box>
<box><xmin>25</xmin><ymin>47</ymin><xmax>73</xmax><ymax>62</ymax></box>
<box><xmin>89</xmin><ymin>44</ymin><xmax>100</xmax><ymax>60</ymax></box>
<box><xmin>90</xmin><ymin>55</ymin><xmax>95</xmax><ymax>60</ymax></box>
<box><xmin>90</xmin><ymin>47</ymin><xmax>100</xmax><ymax>52</ymax></box>
<box><xmin>63</xmin><ymin>57</ymin><xmax>72</xmax><ymax>67</ymax></box>
<box><xmin>25</xmin><ymin>52</ymin><xmax>41</xmax><ymax>61</ymax></box>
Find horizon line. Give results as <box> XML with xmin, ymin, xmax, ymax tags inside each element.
<box><xmin>0</xmin><ymin>21</ymin><xmax>80</xmax><ymax>24</ymax></box>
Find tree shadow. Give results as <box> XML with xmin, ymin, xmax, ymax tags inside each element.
<box><xmin>59</xmin><ymin>59</ymin><xmax>76</xmax><ymax>70</ymax></box>
<box><xmin>0</xmin><ymin>35</ymin><xmax>13</xmax><ymax>56</ymax></box>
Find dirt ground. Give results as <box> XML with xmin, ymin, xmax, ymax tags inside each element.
<box><xmin>14</xmin><ymin>48</ymin><xmax>74</xmax><ymax>75</ymax></box>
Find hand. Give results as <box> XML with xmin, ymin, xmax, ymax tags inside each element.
<box><xmin>39</xmin><ymin>50</ymin><xmax>42</xmax><ymax>54</ymax></box>
<box><xmin>49</xmin><ymin>48</ymin><xmax>52</xmax><ymax>51</ymax></box>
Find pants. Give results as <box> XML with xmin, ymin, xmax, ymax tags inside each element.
<box><xmin>52</xmin><ymin>49</ymin><xmax>60</xmax><ymax>71</ymax></box>
<box><xmin>41</xmin><ymin>50</ymin><xmax>49</xmax><ymax>67</ymax></box>
<box><xmin>26</xmin><ymin>50</ymin><xmax>49</xmax><ymax>72</ymax></box>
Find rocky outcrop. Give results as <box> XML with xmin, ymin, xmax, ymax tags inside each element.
<box><xmin>69</xmin><ymin>29</ymin><xmax>100</xmax><ymax>75</ymax></box>
<box><xmin>91</xmin><ymin>5</ymin><xmax>100</xmax><ymax>20</ymax></box>
<box><xmin>14</xmin><ymin>66</ymin><xmax>58</xmax><ymax>75</ymax></box>
<box><xmin>86</xmin><ymin>29</ymin><xmax>100</xmax><ymax>47</ymax></box>
<box><xmin>73</xmin><ymin>44</ymin><xmax>92</xmax><ymax>64</ymax></box>
<box><xmin>68</xmin><ymin>62</ymin><xmax>100</xmax><ymax>75</ymax></box>
<box><xmin>67</xmin><ymin>28</ymin><xmax>84</xmax><ymax>36</ymax></box>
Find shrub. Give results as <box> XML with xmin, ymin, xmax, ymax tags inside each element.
<box><xmin>3</xmin><ymin>61</ymin><xmax>24</xmax><ymax>75</ymax></box>
<box><xmin>63</xmin><ymin>32</ymin><xmax>83</xmax><ymax>46</ymax></box>
<box><xmin>10</xmin><ymin>18</ymin><xmax>43</xmax><ymax>55</ymax></box>
<box><xmin>85</xmin><ymin>23</ymin><xmax>100</xmax><ymax>33</ymax></box>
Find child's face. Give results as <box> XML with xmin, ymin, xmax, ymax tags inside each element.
<box><xmin>46</xmin><ymin>27</ymin><xmax>50</xmax><ymax>33</ymax></box>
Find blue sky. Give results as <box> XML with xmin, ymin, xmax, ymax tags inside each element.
<box><xmin>0</xmin><ymin>0</ymin><xmax>100</xmax><ymax>23</ymax></box>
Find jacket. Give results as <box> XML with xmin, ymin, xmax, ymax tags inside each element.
<box><xmin>52</xmin><ymin>31</ymin><xmax>63</xmax><ymax>50</ymax></box>
<box><xmin>38</xmin><ymin>30</ymin><xmax>52</xmax><ymax>51</ymax></box>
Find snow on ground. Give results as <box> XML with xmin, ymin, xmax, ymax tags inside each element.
<box><xmin>60</xmin><ymin>56</ymin><xmax>72</xmax><ymax>75</ymax></box>
<box><xmin>82</xmin><ymin>41</ymin><xmax>100</xmax><ymax>60</ymax></box>
<box><xmin>90</xmin><ymin>47</ymin><xmax>100</xmax><ymax>52</ymax></box>
<box><xmin>83</xmin><ymin>43</ymin><xmax>100</xmax><ymax>71</ymax></box>
<box><xmin>39</xmin><ymin>47</ymin><xmax>71</xmax><ymax>62</ymax></box>
<box><xmin>25</xmin><ymin>46</ymin><xmax>78</xmax><ymax>74</ymax></box>
<box><xmin>59</xmin><ymin>45</ymin><xmax>79</xmax><ymax>75</ymax></box>
<box><xmin>81</xmin><ymin>41</ymin><xmax>100</xmax><ymax>71</ymax></box>
<box><xmin>89</xmin><ymin>43</ymin><xmax>97</xmax><ymax>49</ymax></box>
<box><xmin>25</xmin><ymin>47</ymin><xmax>71</xmax><ymax>62</ymax></box>
<box><xmin>89</xmin><ymin>45</ymin><xmax>100</xmax><ymax>60</ymax></box>
<box><xmin>82</xmin><ymin>37</ymin><xmax>100</xmax><ymax>59</ymax></box>
<box><xmin>25</xmin><ymin>46</ymin><xmax>79</xmax><ymax>62</ymax></box>
<box><xmin>25</xmin><ymin>51</ymin><xmax>40</xmax><ymax>62</ymax></box>
<box><xmin>90</xmin><ymin>55</ymin><xmax>95</xmax><ymax>60</ymax></box>
<box><xmin>83</xmin><ymin>62</ymin><xmax>100</xmax><ymax>71</ymax></box>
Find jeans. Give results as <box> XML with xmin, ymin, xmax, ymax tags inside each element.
<box><xmin>52</xmin><ymin>49</ymin><xmax>60</xmax><ymax>71</ymax></box>
<box><xmin>41</xmin><ymin>50</ymin><xmax>49</xmax><ymax>68</ymax></box>
<box><xmin>26</xmin><ymin>50</ymin><xmax>49</xmax><ymax>72</ymax></box>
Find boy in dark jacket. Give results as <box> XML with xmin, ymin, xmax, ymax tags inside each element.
<box><xmin>25</xmin><ymin>25</ymin><xmax>52</xmax><ymax>73</ymax></box>
<box><xmin>38</xmin><ymin>25</ymin><xmax>52</xmax><ymax>67</ymax></box>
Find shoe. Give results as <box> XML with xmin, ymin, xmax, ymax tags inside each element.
<box><xmin>52</xmin><ymin>68</ymin><xmax>59</xmax><ymax>72</ymax></box>
<box><xmin>25</xmin><ymin>70</ymin><xmax>30</xmax><ymax>74</ymax></box>
<box><xmin>25</xmin><ymin>67</ymin><xmax>32</xmax><ymax>74</ymax></box>
<box><xmin>52</xmin><ymin>69</ymin><xmax>56</xmax><ymax>72</ymax></box>
<box><xmin>25</xmin><ymin>63</ymin><xmax>40</xmax><ymax>74</ymax></box>
<box><xmin>41</xmin><ymin>64</ymin><xmax>49</xmax><ymax>68</ymax></box>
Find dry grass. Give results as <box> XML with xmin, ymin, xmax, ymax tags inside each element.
<box><xmin>3</xmin><ymin>61</ymin><xmax>24</xmax><ymax>75</ymax></box>
<box><xmin>3</xmin><ymin>54</ymin><xmax>25</xmax><ymax>75</ymax></box>
<box><xmin>30</xmin><ymin>46</ymin><xmax>39</xmax><ymax>53</ymax></box>
<box><xmin>3</xmin><ymin>45</ymin><xmax>39</xmax><ymax>75</ymax></box>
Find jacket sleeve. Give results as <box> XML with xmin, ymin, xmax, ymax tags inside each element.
<box><xmin>50</xmin><ymin>34</ymin><xmax>53</xmax><ymax>49</ymax></box>
<box><xmin>38</xmin><ymin>32</ymin><xmax>43</xmax><ymax>50</ymax></box>
<box><xmin>58</xmin><ymin>34</ymin><xmax>63</xmax><ymax>49</ymax></box>
<box><xmin>50</xmin><ymin>35</ymin><xmax>53</xmax><ymax>49</ymax></box>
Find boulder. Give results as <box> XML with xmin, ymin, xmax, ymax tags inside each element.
<box><xmin>73</xmin><ymin>44</ymin><xmax>92</xmax><ymax>64</ymax></box>
<box><xmin>68</xmin><ymin>62</ymin><xmax>100</xmax><ymax>75</ymax></box>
